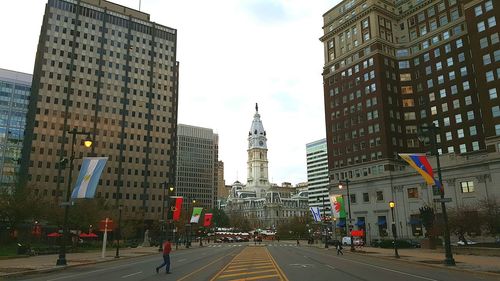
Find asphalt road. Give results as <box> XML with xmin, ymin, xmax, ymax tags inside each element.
<box><xmin>7</xmin><ymin>243</ymin><xmax>499</xmax><ymax>281</ymax></box>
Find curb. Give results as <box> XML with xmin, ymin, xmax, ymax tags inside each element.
<box><xmin>351</xmin><ymin>250</ymin><xmax>500</xmax><ymax>277</ymax></box>
<box><xmin>0</xmin><ymin>244</ymin><xmax>208</xmax><ymax>279</ymax></box>
<box><xmin>0</xmin><ymin>250</ymin><xmax>160</xmax><ymax>278</ymax></box>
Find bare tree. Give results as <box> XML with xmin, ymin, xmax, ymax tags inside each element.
<box><xmin>478</xmin><ymin>196</ymin><xmax>500</xmax><ymax>238</ymax></box>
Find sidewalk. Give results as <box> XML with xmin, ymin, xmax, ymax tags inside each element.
<box><xmin>307</xmin><ymin>243</ymin><xmax>500</xmax><ymax>275</ymax></box>
<box><xmin>0</xmin><ymin>242</ymin><xmax>203</xmax><ymax>278</ymax></box>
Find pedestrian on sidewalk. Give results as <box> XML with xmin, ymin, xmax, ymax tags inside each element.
<box><xmin>156</xmin><ymin>238</ymin><xmax>172</xmax><ymax>274</ymax></box>
<box><xmin>336</xmin><ymin>242</ymin><xmax>343</xmax><ymax>255</ymax></box>
<box><xmin>296</xmin><ymin>239</ymin><xmax>300</xmax><ymax>246</ymax></box>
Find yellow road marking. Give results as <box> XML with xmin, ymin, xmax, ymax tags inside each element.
<box><xmin>219</xmin><ymin>269</ymin><xmax>277</xmax><ymax>278</ymax></box>
<box><xmin>210</xmin><ymin>246</ymin><xmax>288</xmax><ymax>281</ymax></box>
<box><xmin>224</xmin><ymin>265</ymin><xmax>274</xmax><ymax>272</ymax></box>
<box><xmin>231</xmin><ymin>274</ymin><xmax>280</xmax><ymax>281</ymax></box>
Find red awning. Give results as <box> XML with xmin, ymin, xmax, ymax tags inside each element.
<box><xmin>47</xmin><ymin>232</ymin><xmax>62</xmax><ymax>237</ymax></box>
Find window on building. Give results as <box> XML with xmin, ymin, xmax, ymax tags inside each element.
<box><xmin>474</xmin><ymin>5</ymin><xmax>483</xmax><ymax>16</ymax></box>
<box><xmin>363</xmin><ymin>192</ymin><xmax>369</xmax><ymax>202</ymax></box>
<box><xmin>489</xmin><ymin>88</ymin><xmax>498</xmax><ymax>99</ymax></box>
<box><xmin>488</xmin><ymin>17</ymin><xmax>496</xmax><ymax>28</ymax></box>
<box><xmin>459</xmin><ymin>144</ymin><xmax>467</xmax><ymax>153</ymax></box>
<box><xmin>492</xmin><ymin>106</ymin><xmax>500</xmax><ymax>117</ymax></box>
<box><xmin>483</xmin><ymin>54</ymin><xmax>492</xmax><ymax>65</ymax></box>
<box><xmin>486</xmin><ymin>71</ymin><xmax>494</xmax><ymax>82</ymax></box>
<box><xmin>457</xmin><ymin>129</ymin><xmax>464</xmax><ymax>138</ymax></box>
<box><xmin>478</xmin><ymin>21</ymin><xmax>486</xmax><ymax>32</ymax></box>
<box><xmin>472</xmin><ymin>141</ymin><xmax>480</xmax><ymax>151</ymax></box>
<box><xmin>470</xmin><ymin>126</ymin><xmax>477</xmax><ymax>136</ymax></box>
<box><xmin>376</xmin><ymin>191</ymin><xmax>384</xmax><ymax>201</ymax></box>
<box><xmin>350</xmin><ymin>193</ymin><xmax>357</xmax><ymax>204</ymax></box>
<box><xmin>407</xmin><ymin>187</ymin><xmax>418</xmax><ymax>198</ymax></box>
<box><xmin>495</xmin><ymin>124</ymin><xmax>500</xmax><ymax>136</ymax></box>
<box><xmin>485</xmin><ymin>1</ymin><xmax>493</xmax><ymax>12</ymax></box>
<box><xmin>480</xmin><ymin>37</ymin><xmax>489</xmax><ymax>49</ymax></box>
<box><xmin>460</xmin><ymin>181</ymin><xmax>474</xmax><ymax>193</ymax></box>
<box><xmin>455</xmin><ymin>114</ymin><xmax>462</xmax><ymax>123</ymax></box>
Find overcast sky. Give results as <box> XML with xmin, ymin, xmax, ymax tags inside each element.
<box><xmin>0</xmin><ymin>0</ymin><xmax>341</xmax><ymax>185</ymax></box>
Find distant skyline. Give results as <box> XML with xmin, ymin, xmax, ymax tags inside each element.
<box><xmin>0</xmin><ymin>0</ymin><xmax>341</xmax><ymax>185</ymax></box>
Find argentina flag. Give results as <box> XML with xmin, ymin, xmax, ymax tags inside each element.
<box><xmin>71</xmin><ymin>157</ymin><xmax>108</xmax><ymax>199</ymax></box>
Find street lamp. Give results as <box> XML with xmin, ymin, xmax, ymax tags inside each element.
<box><xmin>389</xmin><ymin>201</ymin><xmax>400</xmax><ymax>258</ymax></box>
<box><xmin>418</xmin><ymin>123</ymin><xmax>455</xmax><ymax>266</ymax></box>
<box><xmin>316</xmin><ymin>197</ymin><xmax>328</xmax><ymax>248</ymax></box>
<box><xmin>56</xmin><ymin>129</ymin><xmax>92</xmax><ymax>266</ymax></box>
<box><xmin>338</xmin><ymin>179</ymin><xmax>355</xmax><ymax>252</ymax></box>
<box><xmin>159</xmin><ymin>183</ymin><xmax>175</xmax><ymax>251</ymax></box>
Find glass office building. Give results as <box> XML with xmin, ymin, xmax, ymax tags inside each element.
<box><xmin>0</xmin><ymin>68</ymin><xmax>32</xmax><ymax>191</ymax></box>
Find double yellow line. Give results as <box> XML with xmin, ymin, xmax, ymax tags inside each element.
<box><xmin>210</xmin><ymin>246</ymin><xmax>289</xmax><ymax>281</ymax></box>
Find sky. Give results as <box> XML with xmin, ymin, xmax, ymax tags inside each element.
<box><xmin>0</xmin><ymin>0</ymin><xmax>341</xmax><ymax>185</ymax></box>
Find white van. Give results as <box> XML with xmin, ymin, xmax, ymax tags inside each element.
<box><xmin>342</xmin><ymin>236</ymin><xmax>363</xmax><ymax>246</ymax></box>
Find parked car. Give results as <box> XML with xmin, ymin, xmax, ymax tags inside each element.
<box><xmin>342</xmin><ymin>236</ymin><xmax>363</xmax><ymax>246</ymax></box>
<box><xmin>327</xmin><ymin>239</ymin><xmax>341</xmax><ymax>246</ymax></box>
<box><xmin>371</xmin><ymin>239</ymin><xmax>382</xmax><ymax>247</ymax></box>
<box><xmin>379</xmin><ymin>239</ymin><xmax>421</xmax><ymax>248</ymax></box>
<box><xmin>456</xmin><ymin>240</ymin><xmax>478</xmax><ymax>246</ymax></box>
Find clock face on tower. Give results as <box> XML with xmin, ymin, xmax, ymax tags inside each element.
<box><xmin>259</xmin><ymin>140</ymin><xmax>264</xmax><ymax>146</ymax></box>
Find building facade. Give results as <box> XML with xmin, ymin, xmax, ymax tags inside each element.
<box><xmin>216</xmin><ymin>160</ymin><xmax>228</xmax><ymax>200</ymax></box>
<box><xmin>225</xmin><ymin>104</ymin><xmax>308</xmax><ymax>229</ymax></box>
<box><xmin>20</xmin><ymin>0</ymin><xmax>179</xmax><ymax>221</ymax></box>
<box><xmin>0</xmin><ymin>69</ymin><xmax>31</xmax><ymax>191</ymax></box>
<box><xmin>176</xmin><ymin>124</ymin><xmax>219</xmax><ymax>210</ymax></box>
<box><xmin>321</xmin><ymin>0</ymin><xmax>499</xmax><ymax>239</ymax></box>
<box><xmin>306</xmin><ymin>139</ymin><xmax>330</xmax><ymax>216</ymax></box>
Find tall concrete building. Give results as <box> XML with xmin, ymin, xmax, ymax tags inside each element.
<box><xmin>306</xmin><ymin>139</ymin><xmax>330</xmax><ymax>216</ymax></box>
<box><xmin>176</xmin><ymin>124</ymin><xmax>219</xmax><ymax>210</ymax></box>
<box><xmin>321</xmin><ymin>0</ymin><xmax>500</xmax><ymax>239</ymax></box>
<box><xmin>0</xmin><ymin>69</ymin><xmax>32</xmax><ymax>191</ymax></box>
<box><xmin>20</xmin><ymin>0</ymin><xmax>179</xmax><ymax>221</ymax></box>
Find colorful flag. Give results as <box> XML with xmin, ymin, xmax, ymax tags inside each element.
<box><xmin>203</xmin><ymin>213</ymin><xmax>213</xmax><ymax>227</ymax></box>
<box><xmin>399</xmin><ymin>153</ymin><xmax>441</xmax><ymax>188</ymax></box>
<box><xmin>310</xmin><ymin>207</ymin><xmax>321</xmax><ymax>222</ymax></box>
<box><xmin>190</xmin><ymin>207</ymin><xmax>203</xmax><ymax>223</ymax></box>
<box><xmin>329</xmin><ymin>194</ymin><xmax>346</xmax><ymax>219</ymax></box>
<box><xmin>71</xmin><ymin>157</ymin><xmax>108</xmax><ymax>199</ymax></box>
<box><xmin>167</xmin><ymin>196</ymin><xmax>183</xmax><ymax>221</ymax></box>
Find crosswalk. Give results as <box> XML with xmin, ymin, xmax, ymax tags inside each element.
<box><xmin>206</xmin><ymin>243</ymin><xmax>298</xmax><ymax>248</ymax></box>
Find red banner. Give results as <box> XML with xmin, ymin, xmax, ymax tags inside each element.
<box><xmin>203</xmin><ymin>213</ymin><xmax>213</xmax><ymax>227</ymax></box>
<box><xmin>351</xmin><ymin>230</ymin><xmax>364</xmax><ymax>237</ymax></box>
<box><xmin>168</xmin><ymin>197</ymin><xmax>183</xmax><ymax>221</ymax></box>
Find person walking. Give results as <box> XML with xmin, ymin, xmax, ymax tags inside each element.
<box><xmin>156</xmin><ymin>238</ymin><xmax>172</xmax><ymax>274</ymax></box>
<box><xmin>336</xmin><ymin>241</ymin><xmax>344</xmax><ymax>255</ymax></box>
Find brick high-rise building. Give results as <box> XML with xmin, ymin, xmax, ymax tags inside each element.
<box><xmin>21</xmin><ymin>0</ymin><xmax>179</xmax><ymax>220</ymax></box>
<box><xmin>321</xmin><ymin>0</ymin><xmax>499</xmax><ymax>183</ymax></box>
<box><xmin>320</xmin><ymin>0</ymin><xmax>499</xmax><ymax>239</ymax></box>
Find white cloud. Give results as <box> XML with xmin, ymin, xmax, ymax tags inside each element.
<box><xmin>0</xmin><ymin>0</ymin><xmax>340</xmax><ymax>185</ymax></box>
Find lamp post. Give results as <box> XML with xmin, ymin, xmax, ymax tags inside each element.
<box><xmin>339</xmin><ymin>179</ymin><xmax>354</xmax><ymax>252</ymax></box>
<box><xmin>389</xmin><ymin>201</ymin><xmax>400</xmax><ymax>258</ymax></box>
<box><xmin>115</xmin><ymin>205</ymin><xmax>122</xmax><ymax>258</ymax></box>
<box><xmin>418</xmin><ymin>123</ymin><xmax>455</xmax><ymax>266</ymax></box>
<box><xmin>56</xmin><ymin>129</ymin><xmax>92</xmax><ymax>266</ymax></box>
<box><xmin>316</xmin><ymin>197</ymin><xmax>328</xmax><ymax>248</ymax></box>
<box><xmin>159</xmin><ymin>183</ymin><xmax>175</xmax><ymax>252</ymax></box>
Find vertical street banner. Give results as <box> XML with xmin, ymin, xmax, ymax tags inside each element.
<box><xmin>190</xmin><ymin>207</ymin><xmax>203</xmax><ymax>223</ymax></box>
<box><xmin>398</xmin><ymin>153</ymin><xmax>442</xmax><ymax>190</ymax></box>
<box><xmin>71</xmin><ymin>157</ymin><xmax>108</xmax><ymax>199</ymax></box>
<box><xmin>329</xmin><ymin>194</ymin><xmax>346</xmax><ymax>219</ymax></box>
<box><xmin>310</xmin><ymin>207</ymin><xmax>321</xmax><ymax>222</ymax></box>
<box><xmin>203</xmin><ymin>213</ymin><xmax>213</xmax><ymax>227</ymax></box>
<box><xmin>167</xmin><ymin>196</ymin><xmax>183</xmax><ymax>221</ymax></box>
